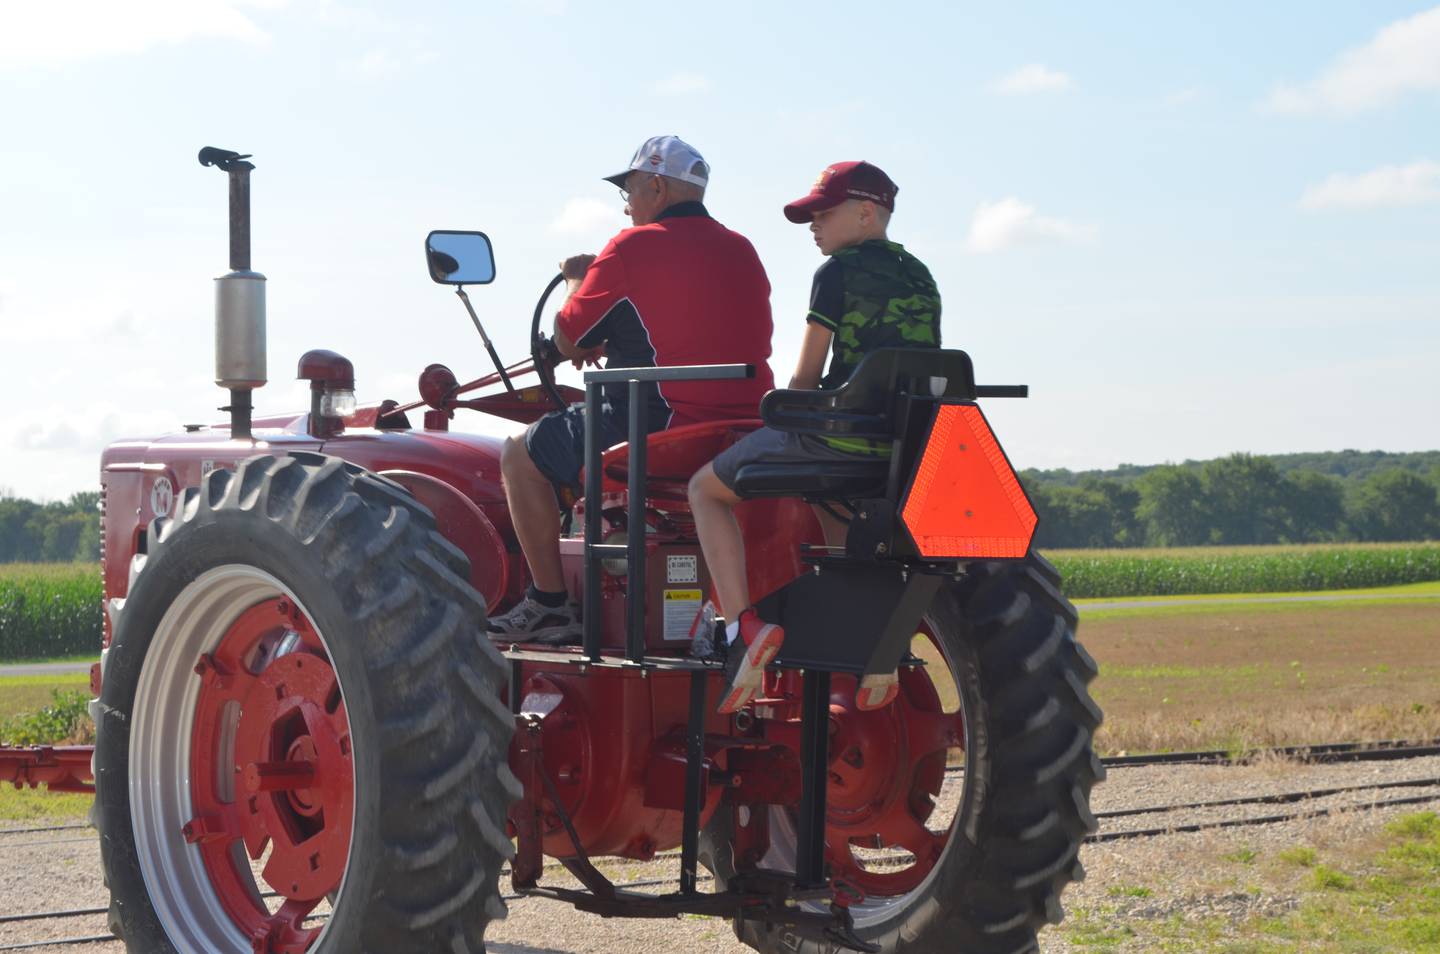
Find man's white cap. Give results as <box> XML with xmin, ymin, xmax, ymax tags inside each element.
<box><xmin>603</xmin><ymin>135</ymin><xmax>710</xmax><ymax>189</ymax></box>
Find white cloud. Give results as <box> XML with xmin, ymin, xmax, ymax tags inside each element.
<box><xmin>0</xmin><ymin>0</ymin><xmax>276</xmax><ymax>70</ymax></box>
<box><xmin>1264</xmin><ymin>6</ymin><xmax>1440</xmax><ymax>114</ymax></box>
<box><xmin>1164</xmin><ymin>87</ymin><xmax>1206</xmax><ymax>108</ymax></box>
<box><xmin>342</xmin><ymin>45</ymin><xmax>438</xmax><ymax>77</ymax></box>
<box><xmin>990</xmin><ymin>64</ymin><xmax>1073</xmax><ymax>95</ymax></box>
<box><xmin>964</xmin><ymin>198</ymin><xmax>1095</xmax><ymax>253</ymax></box>
<box><xmin>548</xmin><ymin>198</ymin><xmax>621</xmax><ymax>236</ymax></box>
<box><xmin>353</xmin><ymin>49</ymin><xmax>401</xmax><ymax>75</ymax></box>
<box><xmin>1299</xmin><ymin>160</ymin><xmax>1440</xmax><ymax>210</ymax></box>
<box><xmin>654</xmin><ymin>72</ymin><xmax>714</xmax><ymax>96</ymax></box>
<box><xmin>12</xmin><ymin>414</ymin><xmax>145</xmax><ymax>453</ymax></box>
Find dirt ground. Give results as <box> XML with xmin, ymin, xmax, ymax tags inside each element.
<box><xmin>1082</xmin><ymin>602</ymin><xmax>1440</xmax><ymax>754</ymax></box>
<box><xmin>5</xmin><ymin>758</ymin><xmax>1439</xmax><ymax>952</ymax></box>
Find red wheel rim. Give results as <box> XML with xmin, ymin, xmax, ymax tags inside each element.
<box><xmin>823</xmin><ymin>624</ymin><xmax>962</xmax><ymax>898</ymax></box>
<box><xmin>187</xmin><ymin>597</ymin><xmax>353</xmax><ymax>953</ymax></box>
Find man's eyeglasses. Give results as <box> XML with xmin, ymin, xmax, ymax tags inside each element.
<box><xmin>618</xmin><ymin>174</ymin><xmax>656</xmax><ymax>202</ymax></box>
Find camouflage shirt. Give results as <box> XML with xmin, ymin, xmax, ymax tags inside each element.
<box><xmin>809</xmin><ymin>240</ymin><xmax>941</xmax><ymax>389</ymax></box>
<box><xmin>807</xmin><ymin>240</ymin><xmax>941</xmax><ymax>453</ymax></box>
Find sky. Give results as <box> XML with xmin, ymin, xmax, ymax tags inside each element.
<box><xmin>1</xmin><ymin>0</ymin><xmax>1438</xmax><ymax>501</ymax></box>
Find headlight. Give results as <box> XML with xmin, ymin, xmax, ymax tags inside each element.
<box><xmin>320</xmin><ymin>388</ymin><xmax>356</xmax><ymax>418</ymax></box>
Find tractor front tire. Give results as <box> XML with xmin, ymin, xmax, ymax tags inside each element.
<box><xmin>715</xmin><ymin>554</ymin><xmax>1102</xmax><ymax>954</ymax></box>
<box><xmin>94</xmin><ymin>454</ymin><xmax>518</xmax><ymax>954</ymax></box>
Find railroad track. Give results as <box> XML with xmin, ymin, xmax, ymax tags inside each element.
<box><xmin>4</xmin><ymin>739</ymin><xmax>1439</xmax><ymax>951</ymax></box>
<box><xmin>6</xmin><ymin>737</ymin><xmax>1437</xmax><ymax>839</ymax></box>
<box><xmin>1097</xmin><ymin>737</ymin><xmax>1440</xmax><ymax>768</ymax></box>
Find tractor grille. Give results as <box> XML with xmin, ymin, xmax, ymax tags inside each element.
<box><xmin>98</xmin><ymin>485</ymin><xmax>108</xmax><ymax>643</ymax></box>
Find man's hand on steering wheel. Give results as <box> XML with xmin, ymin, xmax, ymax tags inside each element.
<box><xmin>559</xmin><ymin>254</ymin><xmax>596</xmax><ymax>283</ymax></box>
<box><xmin>535</xmin><ymin>334</ymin><xmax>564</xmax><ymax>370</ymax></box>
<box><xmin>569</xmin><ymin>344</ymin><xmax>604</xmax><ymax>370</ymax></box>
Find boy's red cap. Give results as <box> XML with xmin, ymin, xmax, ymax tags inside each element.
<box><xmin>784</xmin><ymin>161</ymin><xmax>898</xmax><ymax>223</ymax></box>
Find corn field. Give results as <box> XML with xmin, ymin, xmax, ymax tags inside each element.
<box><xmin>0</xmin><ymin>563</ymin><xmax>103</xmax><ymax>660</ymax></box>
<box><xmin>1050</xmin><ymin>541</ymin><xmax>1440</xmax><ymax>599</ymax></box>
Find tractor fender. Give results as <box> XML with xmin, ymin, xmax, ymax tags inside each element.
<box><xmin>381</xmin><ymin>469</ymin><xmax>509</xmax><ymax>610</ymax></box>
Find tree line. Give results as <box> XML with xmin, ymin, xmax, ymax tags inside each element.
<box><xmin>1023</xmin><ymin>452</ymin><xmax>1440</xmax><ymax>549</ymax></box>
<box><xmin>0</xmin><ymin>492</ymin><xmax>101</xmax><ymax>562</ymax></box>
<box><xmin>3</xmin><ymin>449</ymin><xmax>1438</xmax><ymax>559</ymax></box>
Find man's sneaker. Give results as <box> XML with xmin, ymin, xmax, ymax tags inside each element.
<box><xmin>687</xmin><ymin>601</ymin><xmax>726</xmax><ymax>662</ymax></box>
<box><xmin>486</xmin><ymin>596</ymin><xmax>582</xmax><ymax>645</ymax></box>
<box><xmin>716</xmin><ymin>610</ymin><xmax>784</xmax><ymax>714</ymax></box>
<box><xmin>856</xmin><ymin>670</ymin><xmax>900</xmax><ymax>710</ymax></box>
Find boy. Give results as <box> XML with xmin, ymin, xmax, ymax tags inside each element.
<box><xmin>687</xmin><ymin>160</ymin><xmax>941</xmax><ymax>714</ymax></box>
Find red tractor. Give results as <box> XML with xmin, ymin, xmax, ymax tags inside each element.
<box><xmin>14</xmin><ymin>148</ymin><xmax>1103</xmax><ymax>953</ymax></box>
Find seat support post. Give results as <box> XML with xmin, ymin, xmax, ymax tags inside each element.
<box><xmin>582</xmin><ymin>380</ymin><xmax>603</xmax><ymax>662</ymax></box>
<box><xmin>625</xmin><ymin>380</ymin><xmax>648</xmax><ymax>664</ymax></box>
<box><xmin>679</xmin><ymin>668</ymin><xmax>708</xmax><ymax>894</ymax></box>
<box><xmin>795</xmin><ymin>668</ymin><xmax>832</xmax><ymax>888</ymax></box>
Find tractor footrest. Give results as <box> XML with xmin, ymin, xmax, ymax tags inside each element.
<box><xmin>517</xmin><ymin>879</ymin><xmax>880</xmax><ymax>952</ymax></box>
<box><xmin>501</xmin><ymin>647</ymin><xmax>720</xmax><ymax>673</ymax></box>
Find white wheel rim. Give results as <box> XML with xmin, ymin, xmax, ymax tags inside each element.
<box><xmin>129</xmin><ymin>564</ymin><xmax>353</xmax><ymax>953</ymax></box>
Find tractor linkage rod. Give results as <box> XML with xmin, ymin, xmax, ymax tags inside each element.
<box><xmin>505</xmin><ymin>362</ymin><xmax>875</xmax><ymax>951</ymax></box>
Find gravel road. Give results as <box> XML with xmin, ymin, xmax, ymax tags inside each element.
<box><xmin>4</xmin><ymin>755</ymin><xmax>1439</xmax><ymax>953</ymax></box>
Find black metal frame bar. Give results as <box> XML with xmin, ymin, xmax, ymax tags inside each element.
<box><xmin>626</xmin><ymin>379</ymin><xmax>647</xmax><ymax>662</ymax></box>
<box><xmin>579</xmin><ymin>364</ymin><xmax>751</xmax><ymax>662</ymax></box>
<box><xmin>679</xmin><ymin>670</ymin><xmax>708</xmax><ymax>894</ymax></box>
<box><xmin>582</xmin><ymin>381</ymin><xmax>604</xmax><ymax>661</ymax></box>
<box><xmin>583</xmin><ymin>364</ymin><xmax>756</xmax><ymax>384</ymax></box>
<box><xmin>550</xmin><ymin>362</ymin><xmax>885</xmax><ymax>946</ymax></box>
<box><xmin>795</xmin><ymin>669</ymin><xmax>832</xmax><ymax>887</ymax></box>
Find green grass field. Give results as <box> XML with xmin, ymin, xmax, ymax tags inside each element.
<box><xmin>1076</xmin><ymin>579</ymin><xmax>1440</xmax><ymax>622</ymax></box>
<box><xmin>1048</xmin><ymin>542</ymin><xmax>1440</xmax><ymax>560</ymax></box>
<box><xmin>1054</xmin><ymin>812</ymin><xmax>1440</xmax><ymax>952</ymax></box>
<box><xmin>0</xmin><ymin>671</ymin><xmax>95</xmax><ymax>822</ymax></box>
<box><xmin>1082</xmin><ymin>594</ymin><xmax>1440</xmax><ymax>755</ymax></box>
<box><xmin>0</xmin><ymin>672</ymin><xmax>92</xmax><ymax>722</ymax></box>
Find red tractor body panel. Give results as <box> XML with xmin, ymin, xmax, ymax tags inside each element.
<box><xmin>98</xmin><ymin>419</ymin><xmax>521</xmax><ymax>638</ymax></box>
<box><xmin>86</xmin><ymin>409</ymin><xmax>826</xmax><ymax>866</ymax></box>
<box><xmin>515</xmin><ymin>663</ymin><xmax>731</xmax><ymax>859</ymax></box>
<box><xmin>99</xmin><ymin>427</ymin><xmax>326</xmax><ymax>644</ymax></box>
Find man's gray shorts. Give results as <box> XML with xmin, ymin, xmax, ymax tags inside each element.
<box><xmin>711</xmin><ymin>425</ymin><xmax>887</xmax><ymax>496</ymax></box>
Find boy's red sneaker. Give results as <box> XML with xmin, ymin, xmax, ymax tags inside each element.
<box><xmin>716</xmin><ymin>609</ymin><xmax>784</xmax><ymax>714</ymax></box>
<box><xmin>856</xmin><ymin>670</ymin><xmax>900</xmax><ymax>710</ymax></box>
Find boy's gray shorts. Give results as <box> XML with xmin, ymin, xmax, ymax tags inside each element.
<box><xmin>711</xmin><ymin>425</ymin><xmax>885</xmax><ymax>496</ymax></box>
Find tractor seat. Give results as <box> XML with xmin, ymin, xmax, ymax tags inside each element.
<box><xmin>728</xmin><ymin>459</ymin><xmax>889</xmax><ymax>498</ymax></box>
<box><xmin>730</xmin><ymin>348</ymin><xmax>978</xmax><ymax>501</ymax></box>
<box><xmin>596</xmin><ymin>418</ymin><xmax>763</xmax><ymax>502</ymax></box>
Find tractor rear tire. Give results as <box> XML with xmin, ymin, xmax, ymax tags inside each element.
<box><xmin>712</xmin><ymin>554</ymin><xmax>1102</xmax><ymax>954</ymax></box>
<box><xmin>94</xmin><ymin>453</ymin><xmax>518</xmax><ymax>953</ymax></box>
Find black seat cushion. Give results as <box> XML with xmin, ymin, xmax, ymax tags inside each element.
<box><xmin>730</xmin><ymin>460</ymin><xmax>889</xmax><ymax>499</ymax></box>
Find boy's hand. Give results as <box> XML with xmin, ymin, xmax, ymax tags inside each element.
<box><xmin>559</xmin><ymin>254</ymin><xmax>596</xmax><ymax>281</ymax></box>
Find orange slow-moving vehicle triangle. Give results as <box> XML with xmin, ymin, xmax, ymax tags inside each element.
<box><xmin>900</xmin><ymin>404</ymin><xmax>1037</xmax><ymax>559</ymax></box>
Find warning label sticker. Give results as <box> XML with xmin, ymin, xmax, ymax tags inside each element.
<box><xmin>663</xmin><ymin>589</ymin><xmax>703</xmax><ymax>642</ymax></box>
<box><xmin>666</xmin><ymin>554</ymin><xmax>698</xmax><ymax>584</ymax></box>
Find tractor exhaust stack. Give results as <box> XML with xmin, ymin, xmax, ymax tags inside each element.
<box><xmin>199</xmin><ymin>146</ymin><xmax>266</xmax><ymax>440</ymax></box>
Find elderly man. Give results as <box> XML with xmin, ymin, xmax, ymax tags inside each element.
<box><xmin>490</xmin><ymin>135</ymin><xmax>776</xmax><ymax>643</ymax></box>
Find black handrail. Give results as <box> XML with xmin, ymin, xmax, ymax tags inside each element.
<box><xmin>579</xmin><ymin>364</ymin><xmax>753</xmax><ymax>662</ymax></box>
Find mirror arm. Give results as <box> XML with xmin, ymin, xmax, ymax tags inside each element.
<box><xmin>455</xmin><ymin>286</ymin><xmax>515</xmax><ymax>393</ymax></box>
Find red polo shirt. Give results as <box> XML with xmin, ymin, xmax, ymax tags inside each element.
<box><xmin>556</xmin><ymin>202</ymin><xmax>775</xmax><ymax>427</ymax></box>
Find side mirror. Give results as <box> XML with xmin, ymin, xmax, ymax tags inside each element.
<box><xmin>425</xmin><ymin>230</ymin><xmax>496</xmax><ymax>285</ymax></box>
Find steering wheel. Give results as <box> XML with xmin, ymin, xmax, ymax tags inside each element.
<box><xmin>531</xmin><ymin>273</ymin><xmax>569</xmax><ymax>412</ymax></box>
